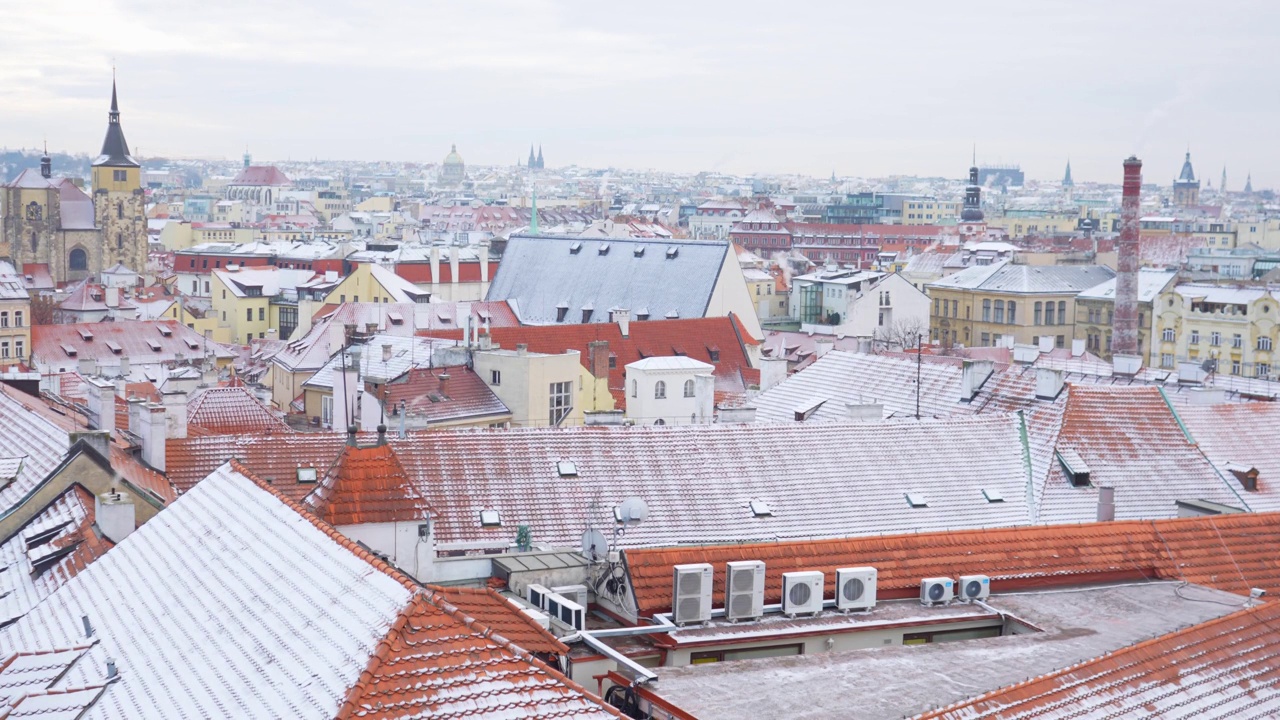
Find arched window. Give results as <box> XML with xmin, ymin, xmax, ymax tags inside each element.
<box><xmin>654</xmin><ymin>381</ymin><xmax>666</xmax><ymax>399</ymax></box>
<box><xmin>116</xmin><ymin>202</ymin><xmax>123</xmax><ymax>220</ymax></box>
<box><xmin>1007</xmin><ymin>301</ymin><xmax>1017</xmax><ymax>324</ymax></box>
<box><xmin>982</xmin><ymin>299</ymin><xmax>992</xmax><ymax>322</ymax></box>
<box><xmin>69</xmin><ymin>248</ymin><xmax>88</xmax><ymax>271</ymax></box>
<box><xmin>30</xmin><ymin>232</ymin><xmax>37</xmax><ymax>252</ymax></box>
<box><xmin>631</xmin><ymin>380</ymin><xmax>637</xmax><ymax>398</ymax></box>
<box><xmin>654</xmin><ymin>419</ymin><xmax>666</xmax><ymax>426</ymax></box>
<box><xmin>683</xmin><ymin>379</ymin><xmax>695</xmax><ymax>397</ymax></box>
<box><xmin>117</xmin><ymin>233</ymin><xmax>123</xmax><ymax>250</ymax></box>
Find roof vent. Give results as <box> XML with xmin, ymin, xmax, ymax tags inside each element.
<box><xmin>749</xmin><ymin>499</ymin><xmax>773</xmax><ymax>517</ymax></box>
<box><xmin>905</xmin><ymin>492</ymin><xmax>928</xmax><ymax>508</ymax></box>
<box><xmin>569</xmin><ymin>242</ymin><xmax>582</xmax><ymax>255</ymax></box>
<box><xmin>61</xmin><ymin>344</ymin><xmax>77</xmax><ymax>358</ymax></box>
<box><xmin>147</xmin><ymin>339</ymin><xmax>162</xmax><ymax>352</ymax></box>
<box><xmin>1057</xmin><ymin>448</ymin><xmax>1091</xmax><ymax>487</ymax></box>
<box><xmin>598</xmin><ymin>243</ymin><xmax>610</xmax><ymax>255</ymax></box>
<box><xmin>1226</xmin><ymin>462</ymin><xmax>1259</xmax><ymax>492</ymax></box>
<box><xmin>78</xmin><ymin>329</ymin><xmax>94</xmax><ymax>341</ymax></box>
<box><xmin>106</xmin><ymin>341</ymin><xmax>122</xmax><ymax>355</ymax></box>
<box><xmin>158</xmin><ymin>326</ymin><xmax>173</xmax><ymax>337</ymax></box>
<box><xmin>666</xmin><ymin>247</ymin><xmax>679</xmax><ymax>259</ymax></box>
<box><xmin>634</xmin><ymin>246</ymin><xmax>645</xmax><ymax>257</ymax></box>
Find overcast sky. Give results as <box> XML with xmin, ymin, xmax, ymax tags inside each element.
<box><xmin>1</xmin><ymin>0</ymin><xmax>1275</xmax><ymax>188</ymax></box>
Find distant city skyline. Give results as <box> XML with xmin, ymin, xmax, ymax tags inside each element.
<box><xmin>2</xmin><ymin>0</ymin><xmax>1276</xmax><ymax>188</ymax></box>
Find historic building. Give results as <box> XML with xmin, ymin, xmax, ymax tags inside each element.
<box><xmin>1173</xmin><ymin>151</ymin><xmax>1201</xmax><ymax>207</ymax></box>
<box><xmin>1</xmin><ymin>81</ymin><xmax>148</xmax><ymax>284</ymax></box>
<box><xmin>440</xmin><ymin>144</ymin><xmax>466</xmax><ymax>185</ymax></box>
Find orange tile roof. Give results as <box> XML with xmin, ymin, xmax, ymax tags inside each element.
<box><xmin>337</xmin><ymin>588</ymin><xmax>621</xmax><ymax>720</ymax></box>
<box><xmin>426</xmin><ymin>585</ymin><xmax>569</xmax><ymax>656</ymax></box>
<box><xmin>305</xmin><ymin>442</ymin><xmax>432</xmax><ymax>526</ymax></box>
<box><xmin>623</xmin><ymin>512</ymin><xmax>1280</xmax><ymax>618</ymax></box>
<box><xmin>109</xmin><ymin>445</ymin><xmax>177</xmax><ymax>505</ymax></box>
<box><xmin>185</xmin><ymin>385</ymin><xmax>289</xmax><ymax>435</ymax></box>
<box><xmin>920</xmin><ymin>599</ymin><xmax>1280</xmax><ymax>719</ymax></box>
<box><xmin>167</xmin><ymin>433</ymin><xmax>348</xmax><ymax>500</ymax></box>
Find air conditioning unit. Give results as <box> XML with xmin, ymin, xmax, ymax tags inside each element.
<box><xmin>835</xmin><ymin>567</ymin><xmax>877</xmax><ymax>612</ymax></box>
<box><xmin>782</xmin><ymin>571</ymin><xmax>824</xmax><ymax>617</ymax></box>
<box><xmin>527</xmin><ymin>583</ymin><xmax>551</xmax><ymax>610</ymax></box>
<box><xmin>552</xmin><ymin>584</ymin><xmax>590</xmax><ymax>609</ymax></box>
<box><xmin>725</xmin><ymin>561</ymin><xmax>766</xmax><ymax>622</ymax></box>
<box><xmin>544</xmin><ymin>592</ymin><xmax>586</xmax><ymax>633</ymax></box>
<box><xmin>920</xmin><ymin>577</ymin><xmax>954</xmax><ymax>606</ymax></box>
<box><xmin>672</xmin><ymin>563</ymin><xmax>713</xmax><ymax>626</ymax></box>
<box><xmin>957</xmin><ymin>574</ymin><xmax>991</xmax><ymax>602</ymax></box>
<box><xmin>519</xmin><ymin>605</ymin><xmax>551</xmax><ymax>630</ymax></box>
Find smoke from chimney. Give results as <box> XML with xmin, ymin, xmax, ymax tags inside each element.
<box><xmin>1113</xmin><ymin>156</ymin><xmax>1143</xmax><ymax>360</ymax></box>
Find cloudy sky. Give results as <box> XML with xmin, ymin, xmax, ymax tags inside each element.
<box><xmin>1</xmin><ymin>0</ymin><xmax>1275</xmax><ymax>187</ymax></box>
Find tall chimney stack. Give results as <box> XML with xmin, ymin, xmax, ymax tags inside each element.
<box><xmin>1113</xmin><ymin>156</ymin><xmax>1143</xmax><ymax>372</ymax></box>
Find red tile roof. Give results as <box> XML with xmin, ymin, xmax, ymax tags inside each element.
<box><xmin>622</xmin><ymin>511</ymin><xmax>1280</xmax><ymax>618</ymax></box>
<box><xmin>186</xmin><ymin>385</ymin><xmax>289</xmax><ymax>435</ymax></box>
<box><xmin>167</xmin><ymin>433</ymin><xmax>347</xmax><ymax>501</ymax></box>
<box><xmin>921</xmin><ymin>599</ymin><xmax>1280</xmax><ymax>719</ymax></box>
<box><xmin>427</xmin><ymin>586</ymin><xmax>568</xmax><ymax>656</ymax></box>
<box><xmin>306</xmin><ymin>442</ymin><xmax>432</xmax><ymax>526</ymax></box>
<box><xmin>1179</xmin><ymin>402</ymin><xmax>1280</xmax><ymax>512</ymax></box>
<box><xmin>376</xmin><ymin>366</ymin><xmax>510</xmax><ymax>425</ymax></box>
<box><xmin>337</xmin><ymin>588</ymin><xmax>621</xmax><ymax>720</ymax></box>
<box><xmin>229</xmin><ymin>165</ymin><xmax>291</xmax><ymax>186</ymax></box>
<box><xmin>31</xmin><ymin>320</ymin><xmax>235</xmax><ymax>368</ymax></box>
<box><xmin>425</xmin><ymin>315</ymin><xmax>758</xmax><ymax>405</ymax></box>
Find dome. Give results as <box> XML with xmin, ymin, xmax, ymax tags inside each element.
<box><xmin>444</xmin><ymin>144</ymin><xmax>464</xmax><ymax>166</ymax></box>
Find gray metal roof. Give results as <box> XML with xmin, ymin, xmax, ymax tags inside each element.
<box><xmin>929</xmin><ymin>260</ymin><xmax>1114</xmax><ymax>294</ymax></box>
<box><xmin>486</xmin><ymin>234</ymin><xmax>728</xmax><ymax>324</ymax></box>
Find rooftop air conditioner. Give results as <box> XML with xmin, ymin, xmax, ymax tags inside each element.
<box><xmin>672</xmin><ymin>563</ymin><xmax>713</xmax><ymax>626</ymax></box>
<box><xmin>782</xmin><ymin>571</ymin><xmax>824</xmax><ymax>617</ymax></box>
<box><xmin>835</xmin><ymin>567</ymin><xmax>877</xmax><ymax>613</ymax></box>
<box><xmin>526</xmin><ymin>583</ymin><xmax>551</xmax><ymax>611</ymax></box>
<box><xmin>544</xmin><ymin>592</ymin><xmax>586</xmax><ymax>633</ymax></box>
<box><xmin>725</xmin><ymin>561</ymin><xmax>766</xmax><ymax>622</ymax></box>
<box><xmin>552</xmin><ymin>584</ymin><xmax>590</xmax><ymax>610</ymax></box>
<box><xmin>957</xmin><ymin>574</ymin><xmax>991</xmax><ymax>602</ymax></box>
<box><xmin>920</xmin><ymin>577</ymin><xmax>954</xmax><ymax>606</ymax></box>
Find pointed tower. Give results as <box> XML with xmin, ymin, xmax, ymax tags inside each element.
<box><xmin>959</xmin><ymin>153</ymin><xmax>985</xmax><ymax>238</ymax></box>
<box><xmin>40</xmin><ymin>143</ymin><xmax>51</xmax><ymax>179</ymax></box>
<box><xmin>528</xmin><ymin>144</ymin><xmax>537</xmax><ymax>169</ymax></box>
<box><xmin>536</xmin><ymin>145</ymin><xmax>544</xmax><ymax>170</ymax></box>
<box><xmin>91</xmin><ymin>77</ymin><xmax>147</xmax><ymax>276</ymax></box>
<box><xmin>1220</xmin><ymin>166</ymin><xmax>1227</xmax><ymax>194</ymax></box>
<box><xmin>1245</xmin><ymin>174</ymin><xmax>1254</xmax><ymax>194</ymax></box>
<box><xmin>1062</xmin><ymin>160</ymin><xmax>1073</xmax><ymax>188</ymax></box>
<box><xmin>1173</xmin><ymin>151</ymin><xmax>1200</xmax><ymax>207</ymax></box>
<box><xmin>243</xmin><ymin>149</ymin><xmax>252</xmax><ymax>169</ymax></box>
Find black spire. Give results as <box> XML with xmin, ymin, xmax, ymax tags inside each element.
<box><xmin>40</xmin><ymin>142</ymin><xmax>51</xmax><ymax>179</ymax></box>
<box><xmin>961</xmin><ymin>152</ymin><xmax>984</xmax><ymax>222</ymax></box>
<box><xmin>94</xmin><ymin>77</ymin><xmax>139</xmax><ymax>169</ymax></box>
<box><xmin>536</xmin><ymin>145</ymin><xmax>544</xmax><ymax>169</ymax></box>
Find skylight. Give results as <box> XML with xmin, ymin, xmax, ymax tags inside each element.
<box><xmin>905</xmin><ymin>493</ymin><xmax>928</xmax><ymax>508</ymax></box>
<box><xmin>296</xmin><ymin>467</ymin><xmax>318</xmax><ymax>483</ymax></box>
<box><xmin>982</xmin><ymin>488</ymin><xmax>1005</xmax><ymax>503</ymax></box>
<box><xmin>158</xmin><ymin>326</ymin><xmax>172</xmax><ymax>337</ymax></box>
<box><xmin>479</xmin><ymin>509</ymin><xmax>502</xmax><ymax>527</ymax></box>
<box><xmin>749</xmin><ymin>499</ymin><xmax>773</xmax><ymax>517</ymax></box>
<box><xmin>556</xmin><ymin>460</ymin><xmax>578</xmax><ymax>477</ymax></box>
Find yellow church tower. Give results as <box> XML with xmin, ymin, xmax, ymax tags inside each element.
<box><xmin>91</xmin><ymin>78</ymin><xmax>148</xmax><ymax>275</ymax></box>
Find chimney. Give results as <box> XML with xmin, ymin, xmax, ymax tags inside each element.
<box><xmin>161</xmin><ymin>390</ymin><xmax>188</xmax><ymax>439</ymax></box>
<box><xmin>587</xmin><ymin>340</ymin><xmax>611</xmax><ymax>379</ymax></box>
<box><xmin>815</xmin><ymin>338</ymin><xmax>835</xmax><ymax>358</ymax></box>
<box><xmin>1070</xmin><ymin>338</ymin><xmax>1085</xmax><ymax>357</ymax></box>
<box><xmin>1035</xmin><ymin>367</ymin><xmax>1064</xmax><ymax>400</ymax></box>
<box><xmin>959</xmin><ymin>359</ymin><xmax>995</xmax><ymax>402</ymax></box>
<box><xmin>516</xmin><ymin>343</ymin><xmax>528</xmax><ymax>356</ymax></box>
<box><xmin>105</xmin><ymin>287</ymin><xmax>120</xmax><ymax>308</ymax></box>
<box><xmin>1096</xmin><ymin>486</ymin><xmax>1116</xmax><ymax>522</ymax></box>
<box><xmin>134</xmin><ymin>403</ymin><xmax>167</xmax><ymax>471</ymax></box>
<box><xmin>845</xmin><ymin>402</ymin><xmax>884</xmax><ymax>422</ymax></box>
<box><xmin>1113</xmin><ymin>156</ymin><xmax>1143</xmax><ymax>360</ymax></box>
<box><xmin>758</xmin><ymin>357</ymin><xmax>788</xmax><ymax>392</ymax></box>
<box><xmin>85</xmin><ymin>377</ymin><xmax>115</xmax><ymax>436</ymax></box>
<box><xmin>327</xmin><ymin>321</ymin><xmax>346</xmax><ymax>355</ymax></box>
<box><xmin>611</xmin><ymin>309</ymin><xmax>630</xmax><ymax>338</ymax></box>
<box><xmin>95</xmin><ymin>489</ymin><xmax>136</xmax><ymax>544</ymax></box>
<box><xmin>77</xmin><ymin>357</ymin><xmax>95</xmax><ymax>376</ymax></box>
<box><xmin>429</xmin><ymin>247</ymin><xmax>441</xmax><ymax>285</ymax></box>
<box><xmin>437</xmin><ymin>372</ymin><xmax>451</xmax><ymax>397</ymax></box>
<box><xmin>69</xmin><ymin>430</ymin><xmax>111</xmax><ymax>458</ymax></box>
<box><xmin>118</xmin><ymin>355</ymin><xmax>130</xmax><ymax>379</ymax></box>
<box><xmin>1012</xmin><ymin>344</ymin><xmax>1040</xmax><ymax>364</ymax></box>
<box><xmin>449</xmin><ymin>246</ymin><xmax>461</xmax><ymax>285</ymax></box>
<box><xmin>715</xmin><ymin>406</ymin><xmax>757</xmax><ymax>423</ymax></box>
<box><xmin>1037</xmin><ymin>335</ymin><xmax>1055</xmax><ymax>354</ymax></box>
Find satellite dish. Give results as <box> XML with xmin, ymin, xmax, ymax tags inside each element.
<box><xmin>581</xmin><ymin>529</ymin><xmax>608</xmax><ymax>562</ymax></box>
<box><xmin>616</xmin><ymin>497</ymin><xmax>649</xmax><ymax>525</ymax></box>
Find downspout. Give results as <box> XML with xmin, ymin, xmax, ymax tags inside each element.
<box><xmin>1017</xmin><ymin>410</ymin><xmax>1037</xmax><ymax>523</ymax></box>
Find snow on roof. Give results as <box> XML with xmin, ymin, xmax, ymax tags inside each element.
<box><xmin>1178</xmin><ymin>402</ymin><xmax>1280</xmax><ymax>512</ymax></box>
<box><xmin>185</xmin><ymin>385</ymin><xmax>289</xmax><ymax>435</ymax></box>
<box><xmin>625</xmin><ymin>356</ymin><xmax>715</xmax><ymax>372</ymax></box>
<box><xmin>1077</xmin><ymin>267</ymin><xmax>1178</xmax><ymax>302</ymax></box>
<box><xmin>930</xmin><ymin>260</ymin><xmax>1115</xmax><ymax>293</ymax></box>
<box><xmin>228</xmin><ymin>165</ymin><xmax>292</xmax><ymax>186</ymax></box>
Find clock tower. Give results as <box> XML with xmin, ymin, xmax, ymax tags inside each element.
<box><xmin>91</xmin><ymin>78</ymin><xmax>148</xmax><ymax>275</ymax></box>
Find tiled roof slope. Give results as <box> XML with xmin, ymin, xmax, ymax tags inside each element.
<box><xmin>622</xmin><ymin>511</ymin><xmax>1280</xmax><ymax>617</ymax></box>
<box><xmin>0</xmin><ymin>463</ymin><xmax>416</xmax><ymax>719</ymax></box>
<box><xmin>306</xmin><ymin>443</ymin><xmax>432</xmax><ymax>526</ymax></box>
<box><xmin>1036</xmin><ymin>385</ymin><xmax>1245</xmax><ymax>524</ymax></box>
<box><xmin>378</xmin><ymin>367</ymin><xmax>510</xmax><ymax>425</ymax></box>
<box><xmin>338</xmin><ymin>588</ymin><xmax>620</xmax><ymax>720</ymax></box>
<box><xmin>1178</xmin><ymin>402</ymin><xmax>1280</xmax><ymax>512</ymax></box>
<box><xmin>919</xmin><ymin>600</ymin><xmax>1280</xmax><ymax>719</ymax></box>
<box><xmin>0</xmin><ymin>385</ymin><xmax>71</xmax><ymax>518</ymax></box>
<box><xmin>31</xmin><ymin>320</ymin><xmax>236</xmax><ymax>369</ymax></box>
<box><xmin>426</xmin><ymin>315</ymin><xmax>757</xmax><ymax>405</ymax></box>
<box><xmin>166</xmin><ymin>432</ymin><xmax>348</xmax><ymax>500</ymax></box>
<box><xmin>315</xmin><ymin>301</ymin><xmax>521</xmax><ymax>332</ymax></box>
<box><xmin>186</xmin><ymin>385</ymin><xmax>289</xmax><ymax>435</ymax></box>
<box><xmin>0</xmin><ymin>485</ymin><xmax>112</xmax><ymax>628</ymax></box>
<box><xmin>427</xmin><ymin>586</ymin><xmax>568</xmax><ymax>657</ymax></box>
<box><xmin>486</xmin><ymin>234</ymin><xmax>729</xmax><ymax>326</ymax></box>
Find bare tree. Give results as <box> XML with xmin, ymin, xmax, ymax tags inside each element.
<box><xmin>873</xmin><ymin>317</ymin><xmax>928</xmax><ymax>352</ymax></box>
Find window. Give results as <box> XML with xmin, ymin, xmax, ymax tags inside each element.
<box><xmin>321</xmin><ymin>395</ymin><xmax>334</xmax><ymax>427</ymax></box>
<box><xmin>982</xmin><ymin>299</ymin><xmax>991</xmax><ymax>322</ymax></box>
<box><xmin>1260</xmin><ymin>337</ymin><xmax>1273</xmax><ymax>352</ymax></box>
<box><xmin>1190</xmin><ymin>330</ymin><xmax>1200</xmax><ymax>345</ymax></box>
<box><xmin>549</xmin><ymin>381</ymin><xmax>573</xmax><ymax>426</ymax></box>
<box><xmin>654</xmin><ymin>380</ymin><xmax>667</xmax><ymax>399</ymax></box>
<box><xmin>1058</xmin><ymin>302</ymin><xmax>1067</xmax><ymax>324</ymax></box>
<box><xmin>1057</xmin><ymin>335</ymin><xmax>1065</xmax><ymax>349</ymax></box>
<box><xmin>258</xmin><ymin>307</ymin><xmax>265</xmax><ymax>322</ymax></box>
<box><xmin>1045</xmin><ymin>302</ymin><xmax>1055</xmax><ymax>326</ymax></box>
<box><xmin>13</xmin><ymin>312</ymin><xmax>21</xmax><ymax>328</ymax></box>
<box><xmin>1034</xmin><ymin>302</ymin><xmax>1043</xmax><ymax>325</ymax></box>
<box><xmin>0</xmin><ymin>342</ymin><xmax>8</xmax><ymax>359</ymax></box>
<box><xmin>993</xmin><ymin>300</ymin><xmax>1005</xmax><ymax>324</ymax></box>
<box><xmin>246</xmin><ymin>308</ymin><xmax>253</xmax><ymax>321</ymax></box>
<box><xmin>1232</xmin><ymin>361</ymin><xmax>1242</xmax><ymax>375</ymax></box>
<box><xmin>683</xmin><ymin>379</ymin><xmax>695</xmax><ymax>397</ymax></box>
<box><xmin>0</xmin><ymin>312</ymin><xmax>7</xmax><ymax>328</ymax></box>
<box><xmin>1211</xmin><ymin>332</ymin><xmax>1221</xmax><ymax>346</ymax></box>
<box><xmin>1161</xmin><ymin>353</ymin><xmax>1174</xmax><ymax>368</ymax></box>
<box><xmin>980</xmin><ymin>332</ymin><xmax>990</xmax><ymax>346</ymax></box>
<box><xmin>631</xmin><ymin>380</ymin><xmax>637</xmax><ymax>398</ymax></box>
<box><xmin>934</xmin><ymin>298</ymin><xmax>940</xmax><ymax>316</ymax></box>
<box><xmin>1162</xmin><ymin>328</ymin><xmax>1175</xmax><ymax>342</ymax></box>
<box><xmin>689</xmin><ymin>644</ymin><xmax>802</xmax><ymax>664</ymax></box>
<box><xmin>69</xmin><ymin>248</ymin><xmax>88</xmax><ymax>271</ymax></box>
<box><xmin>14</xmin><ymin>340</ymin><xmax>22</xmax><ymax>359</ymax></box>
<box><xmin>1258</xmin><ymin>363</ymin><xmax>1272</xmax><ymax>378</ymax></box>
<box><xmin>953</xmin><ymin>300</ymin><xmax>959</xmax><ymax>318</ymax></box>
<box><xmin>112</xmin><ymin>169</ymin><xmax>126</xmax><ymax>182</ymax></box>
<box><xmin>1233</xmin><ymin>334</ymin><xmax>1243</xmax><ymax>349</ymax></box>
<box><xmin>1007</xmin><ymin>301</ymin><xmax>1016</xmax><ymax>324</ymax></box>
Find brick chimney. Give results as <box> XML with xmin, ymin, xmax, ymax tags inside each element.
<box><xmin>587</xmin><ymin>340</ymin><xmax>611</xmax><ymax>379</ymax></box>
<box><xmin>437</xmin><ymin>372</ymin><xmax>451</xmax><ymax>398</ymax></box>
<box><xmin>1113</xmin><ymin>156</ymin><xmax>1143</xmax><ymax>363</ymax></box>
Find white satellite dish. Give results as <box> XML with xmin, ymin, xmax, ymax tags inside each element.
<box><xmin>581</xmin><ymin>529</ymin><xmax>608</xmax><ymax>562</ymax></box>
<box><xmin>616</xmin><ymin>497</ymin><xmax>649</xmax><ymax>525</ymax></box>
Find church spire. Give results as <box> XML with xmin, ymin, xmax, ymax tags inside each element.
<box><xmin>40</xmin><ymin>141</ymin><xmax>51</xmax><ymax>179</ymax></box>
<box><xmin>536</xmin><ymin>145</ymin><xmax>544</xmax><ymax>169</ymax></box>
<box><xmin>94</xmin><ymin>75</ymin><xmax>138</xmax><ymax>168</ymax></box>
<box><xmin>1245</xmin><ymin>173</ymin><xmax>1254</xmax><ymax>194</ymax></box>
<box><xmin>1063</xmin><ymin>159</ymin><xmax>1073</xmax><ymax>187</ymax></box>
